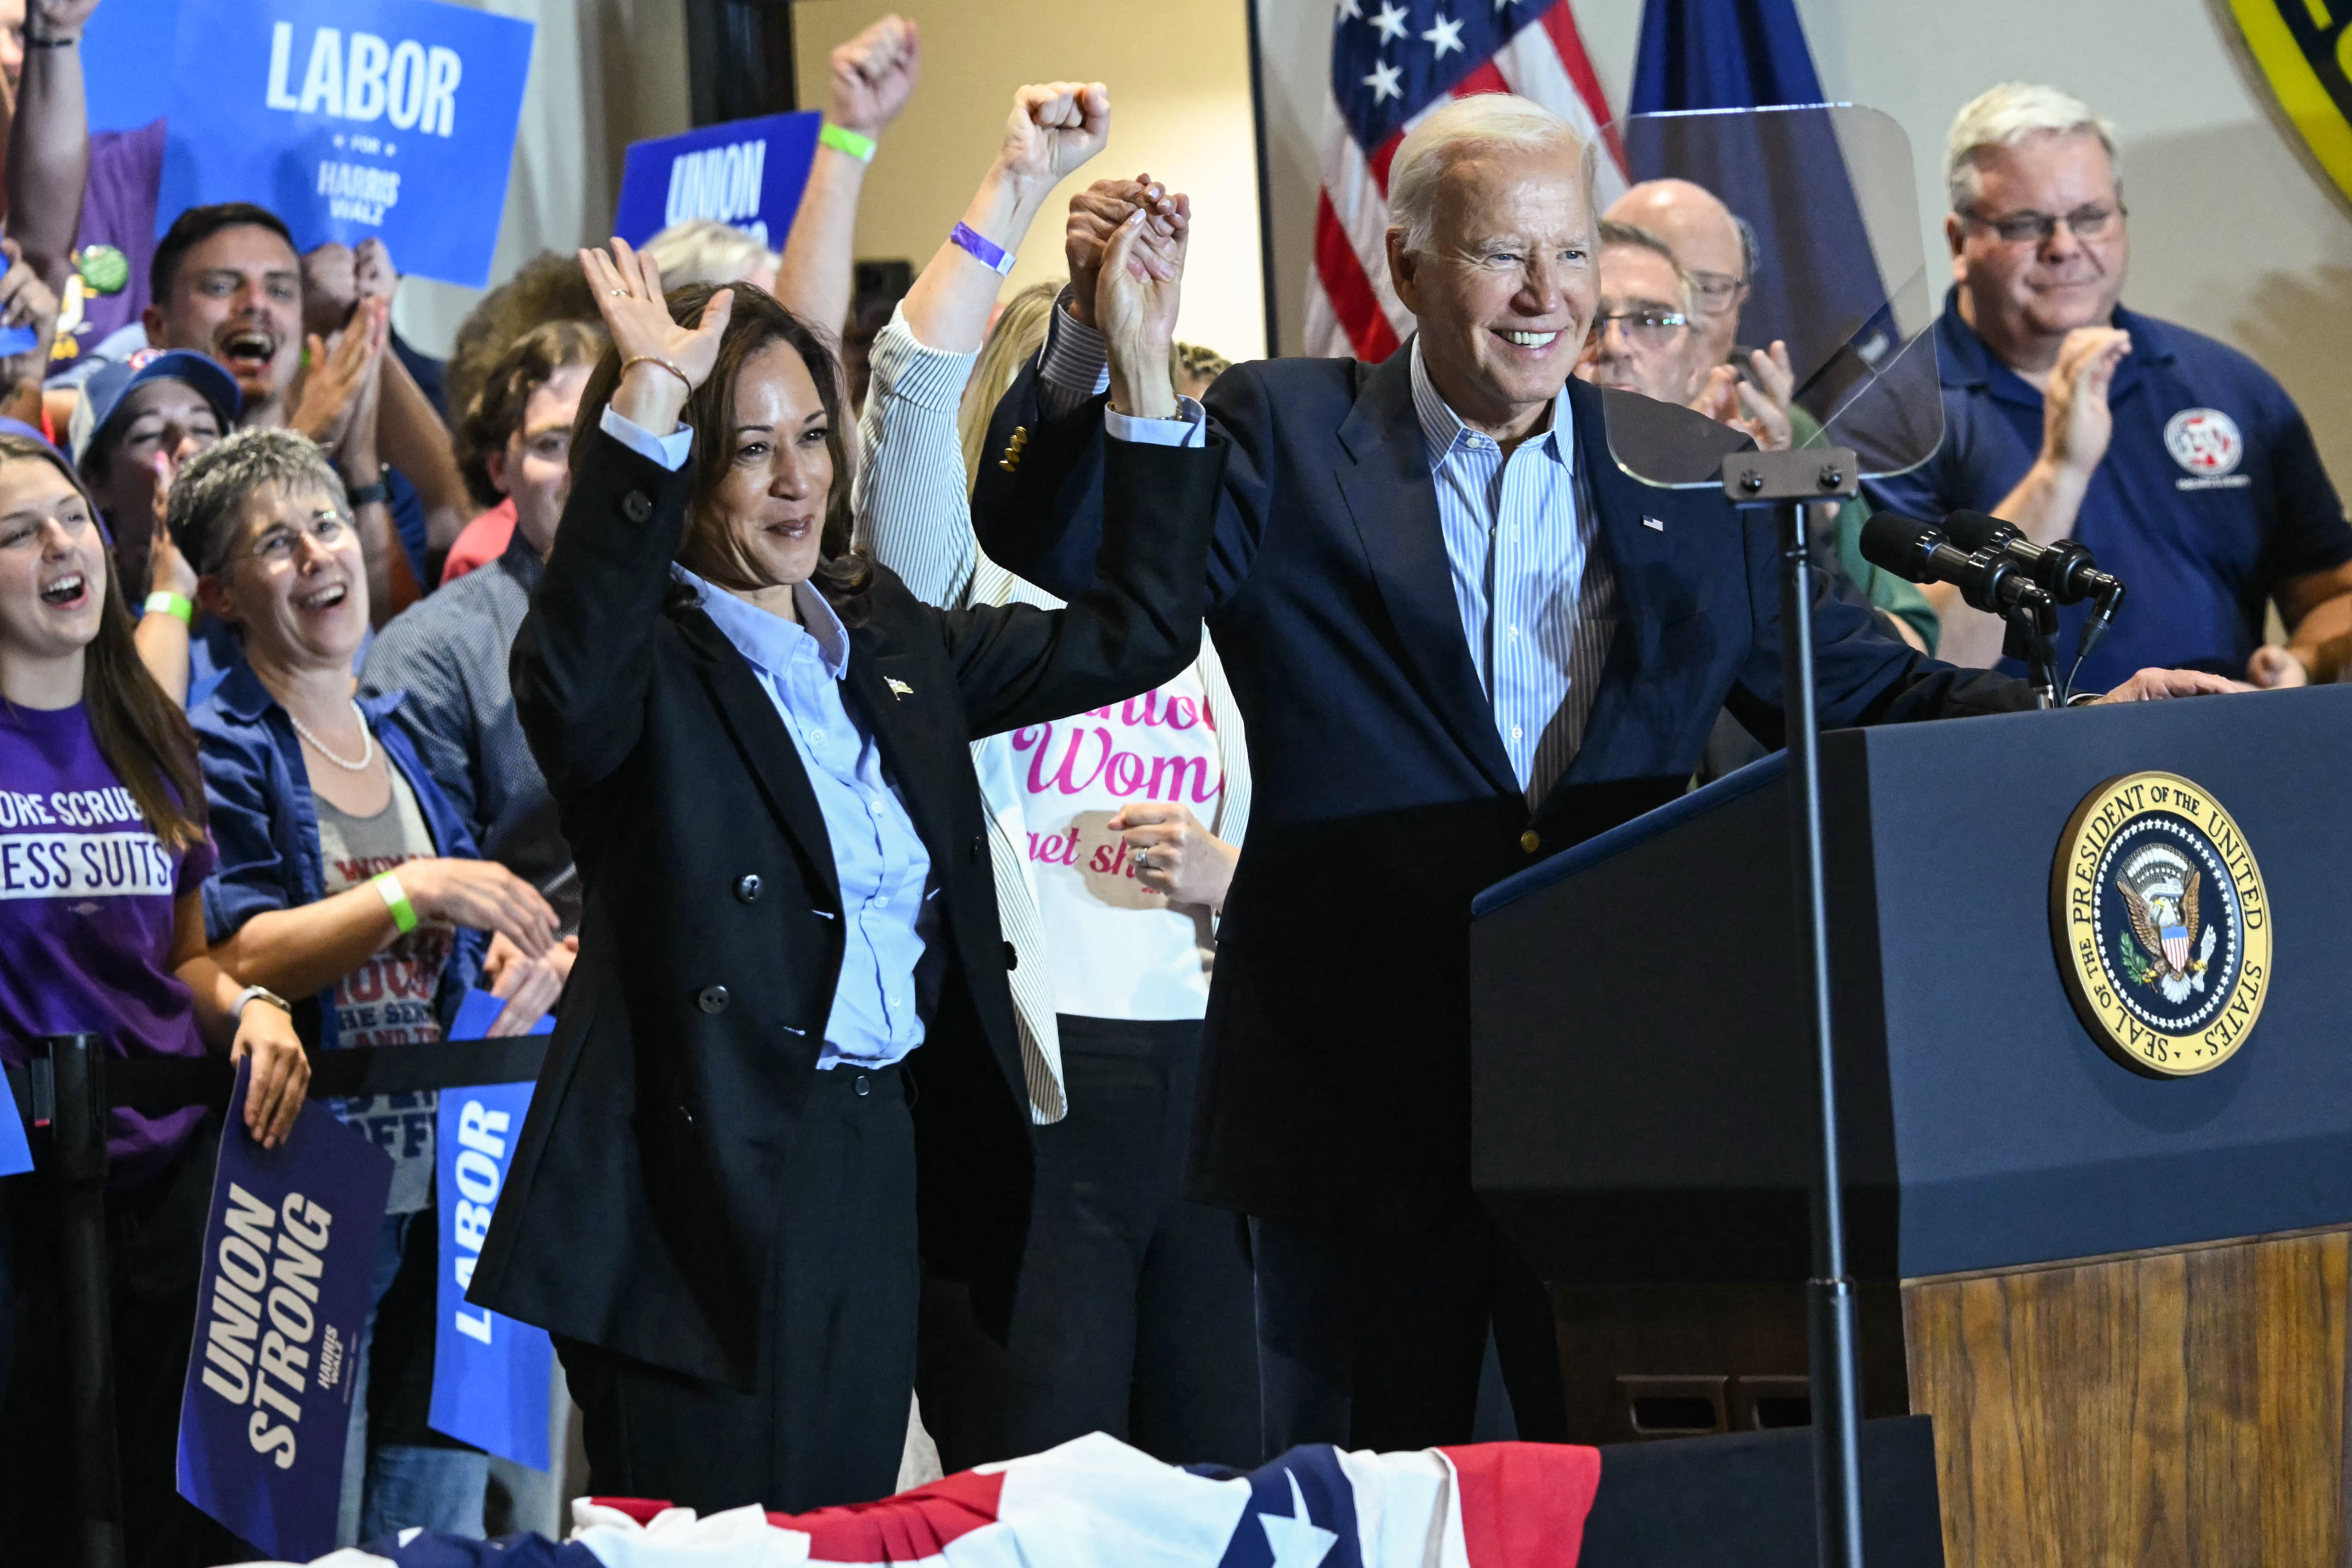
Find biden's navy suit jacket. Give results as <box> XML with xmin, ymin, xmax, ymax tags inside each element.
<box><xmin>971</xmin><ymin>342</ymin><xmax>2030</xmax><ymax>1233</ymax></box>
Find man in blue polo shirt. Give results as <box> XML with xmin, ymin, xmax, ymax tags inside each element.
<box><xmin>1866</xmin><ymin>82</ymin><xmax>2352</xmax><ymax>691</ymax></box>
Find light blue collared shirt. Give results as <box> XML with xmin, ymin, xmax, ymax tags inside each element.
<box><xmin>601</xmin><ymin>405</ymin><xmax>941</xmax><ymax>1069</ymax></box>
<box><xmin>1036</xmin><ymin>310</ymin><xmax>1617</xmax><ymax>803</ymax></box>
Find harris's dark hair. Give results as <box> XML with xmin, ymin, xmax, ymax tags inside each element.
<box><xmin>151</xmin><ymin>203</ymin><xmax>298</xmax><ymax>303</ymax></box>
<box><xmin>458</xmin><ymin>319</ymin><xmax>609</xmax><ymax>508</ymax></box>
<box><xmin>571</xmin><ymin>281</ymin><xmax>869</xmax><ymax>623</ymax></box>
<box><xmin>0</xmin><ymin>433</ymin><xmax>206</xmax><ymax>851</ymax></box>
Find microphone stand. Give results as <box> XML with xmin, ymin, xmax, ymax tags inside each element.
<box><xmin>2001</xmin><ymin>589</ymin><xmax>2062</xmax><ymax>709</ymax></box>
<box><xmin>1723</xmin><ymin>449</ymin><xmax>1865</xmax><ymax>1568</ymax></box>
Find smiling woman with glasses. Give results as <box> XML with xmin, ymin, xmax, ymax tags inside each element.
<box><xmin>175</xmin><ymin>426</ymin><xmax>568</xmax><ymax>1545</ymax></box>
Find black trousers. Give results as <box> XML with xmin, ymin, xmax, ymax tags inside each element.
<box><xmin>557</xmin><ymin>1063</ymin><xmax>918</xmax><ymax>1515</ymax></box>
<box><xmin>919</xmin><ymin>1016</ymin><xmax>1260</xmax><ymax>1471</ymax></box>
<box><xmin>0</xmin><ymin>1115</ymin><xmax>256</xmax><ymax>1567</ymax></box>
<box><xmin>1252</xmin><ymin>1186</ymin><xmax>1569</xmax><ymax>1454</ymax></box>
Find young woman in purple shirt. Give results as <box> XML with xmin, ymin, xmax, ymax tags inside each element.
<box><xmin>0</xmin><ymin>427</ymin><xmax>307</xmax><ymax>1563</ymax></box>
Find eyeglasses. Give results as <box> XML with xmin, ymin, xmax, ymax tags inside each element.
<box><xmin>1593</xmin><ymin>309</ymin><xmax>1690</xmax><ymax>346</ymax></box>
<box><xmin>241</xmin><ymin>511</ymin><xmax>351</xmax><ymax>567</ymax></box>
<box><xmin>1687</xmin><ymin>269</ymin><xmax>1746</xmax><ymax>312</ymax></box>
<box><xmin>1959</xmin><ymin>202</ymin><xmax>2126</xmax><ymax>246</ymax></box>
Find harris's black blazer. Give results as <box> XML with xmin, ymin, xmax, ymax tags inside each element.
<box><xmin>971</xmin><ymin>343</ymin><xmax>2031</xmax><ymax>1235</ymax></box>
<box><xmin>468</xmin><ymin>426</ymin><xmax>1225</xmax><ymax>1388</ymax></box>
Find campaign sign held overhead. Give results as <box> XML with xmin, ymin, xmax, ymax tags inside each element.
<box><xmin>157</xmin><ymin>0</ymin><xmax>535</xmax><ymax>287</ymax></box>
<box><xmin>176</xmin><ymin>1064</ymin><xmax>392</xmax><ymax>1562</ymax></box>
<box><xmin>612</xmin><ymin>111</ymin><xmax>823</xmax><ymax>248</ymax></box>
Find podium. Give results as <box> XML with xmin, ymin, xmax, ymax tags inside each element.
<box><xmin>1469</xmin><ymin>685</ymin><xmax>2352</xmax><ymax>1567</ymax></box>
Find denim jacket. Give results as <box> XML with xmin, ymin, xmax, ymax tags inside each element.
<box><xmin>191</xmin><ymin>661</ymin><xmax>487</xmax><ymax>1050</ymax></box>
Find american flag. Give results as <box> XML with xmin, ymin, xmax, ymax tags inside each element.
<box><xmin>249</xmin><ymin>1432</ymin><xmax>1604</xmax><ymax>1566</ymax></box>
<box><xmin>1307</xmin><ymin>0</ymin><xmax>1626</xmax><ymax>361</ymax></box>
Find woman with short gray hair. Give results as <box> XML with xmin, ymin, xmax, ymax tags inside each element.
<box><xmin>181</xmin><ymin>425</ymin><xmax>565</xmax><ymax>1545</ymax></box>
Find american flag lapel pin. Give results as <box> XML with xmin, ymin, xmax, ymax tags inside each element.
<box><xmin>886</xmin><ymin>677</ymin><xmax>914</xmax><ymax>700</ymax></box>
<box><xmin>1642</xmin><ymin>516</ymin><xmax>1667</xmax><ymax>532</ymax></box>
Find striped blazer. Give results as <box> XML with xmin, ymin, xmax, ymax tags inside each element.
<box><xmin>853</xmin><ymin>311</ymin><xmax>1253</xmax><ymax>1123</ymax></box>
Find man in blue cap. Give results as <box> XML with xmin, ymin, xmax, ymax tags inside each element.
<box><xmin>70</xmin><ymin>347</ymin><xmax>239</xmax><ymax>702</ymax></box>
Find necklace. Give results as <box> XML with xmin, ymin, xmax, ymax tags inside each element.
<box><xmin>286</xmin><ymin>700</ymin><xmax>375</xmax><ymax>772</ymax></box>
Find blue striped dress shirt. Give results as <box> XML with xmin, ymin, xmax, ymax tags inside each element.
<box><xmin>1406</xmin><ymin>339</ymin><xmax>1617</xmax><ymax>803</ymax></box>
<box><xmin>1034</xmin><ymin>304</ymin><xmax>1616</xmax><ymax>804</ymax></box>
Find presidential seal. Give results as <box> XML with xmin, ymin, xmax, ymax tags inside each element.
<box><xmin>2050</xmin><ymin>772</ymin><xmax>2271</xmax><ymax>1077</ymax></box>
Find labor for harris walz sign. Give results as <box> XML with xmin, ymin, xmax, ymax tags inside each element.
<box><xmin>612</xmin><ymin>111</ymin><xmax>823</xmax><ymax>248</ymax></box>
<box><xmin>157</xmin><ymin>0</ymin><xmax>534</xmax><ymax>287</ymax></box>
<box><xmin>176</xmin><ymin>1064</ymin><xmax>391</xmax><ymax>1562</ymax></box>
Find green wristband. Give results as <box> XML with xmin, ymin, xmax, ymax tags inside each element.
<box><xmin>142</xmin><ymin>590</ymin><xmax>193</xmax><ymax>624</ymax></box>
<box><xmin>818</xmin><ymin>121</ymin><xmax>876</xmax><ymax>163</ymax></box>
<box><xmin>372</xmin><ymin>871</ymin><xmax>419</xmax><ymax>934</ymax></box>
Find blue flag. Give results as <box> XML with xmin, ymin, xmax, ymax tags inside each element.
<box><xmin>176</xmin><ymin>1062</ymin><xmax>393</xmax><ymax>1561</ymax></box>
<box><xmin>1625</xmin><ymin>0</ymin><xmax>1892</xmax><ymax>437</ymax></box>
<box><xmin>611</xmin><ymin>111</ymin><xmax>823</xmax><ymax>249</ymax></box>
<box><xmin>155</xmin><ymin>0</ymin><xmax>535</xmax><ymax>287</ymax></box>
<box><xmin>429</xmin><ymin>1078</ymin><xmax>551</xmax><ymax>1468</ymax></box>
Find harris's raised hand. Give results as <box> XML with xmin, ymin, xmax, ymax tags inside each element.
<box><xmin>582</xmin><ymin>238</ymin><xmax>735</xmax><ymax>433</ymax></box>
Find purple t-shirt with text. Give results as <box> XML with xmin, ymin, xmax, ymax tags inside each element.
<box><xmin>0</xmin><ymin>700</ymin><xmax>214</xmax><ymax>1184</ymax></box>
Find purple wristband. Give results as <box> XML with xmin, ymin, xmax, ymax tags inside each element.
<box><xmin>950</xmin><ymin>222</ymin><xmax>1017</xmax><ymax>278</ymax></box>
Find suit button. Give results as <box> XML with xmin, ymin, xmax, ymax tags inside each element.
<box><xmin>734</xmin><ymin>873</ymin><xmax>763</xmax><ymax>904</ymax></box>
<box><xmin>1520</xmin><ymin>830</ymin><xmax>1541</xmax><ymax>854</ymax></box>
<box><xmin>697</xmin><ymin>985</ymin><xmax>730</xmax><ymax>1014</ymax></box>
<box><xmin>854</xmin><ymin>1073</ymin><xmax>872</xmax><ymax>1097</ymax></box>
<box><xmin>1004</xmin><ymin>941</ymin><xmax>1018</xmax><ymax>972</ymax></box>
<box><xmin>970</xmin><ymin>835</ymin><xmax>985</xmax><ymax>864</ymax></box>
<box><xmin>623</xmin><ymin>490</ymin><xmax>654</xmax><ymax>523</ymax></box>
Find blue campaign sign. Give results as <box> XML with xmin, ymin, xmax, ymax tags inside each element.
<box><xmin>429</xmin><ymin>1079</ymin><xmax>550</xmax><ymax>1468</ymax></box>
<box><xmin>176</xmin><ymin>1063</ymin><xmax>393</xmax><ymax>1561</ymax></box>
<box><xmin>612</xmin><ymin>110</ymin><xmax>823</xmax><ymax>249</ymax></box>
<box><xmin>155</xmin><ymin>0</ymin><xmax>536</xmax><ymax>287</ymax></box>
<box><xmin>81</xmin><ymin>0</ymin><xmax>180</xmax><ymax>134</ymax></box>
<box><xmin>0</xmin><ymin>1082</ymin><xmax>30</xmax><ymax>1178</ymax></box>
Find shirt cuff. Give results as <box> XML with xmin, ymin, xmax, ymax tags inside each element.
<box><xmin>1105</xmin><ymin>396</ymin><xmax>1206</xmax><ymax>448</ymax></box>
<box><xmin>599</xmin><ymin>404</ymin><xmax>694</xmax><ymax>472</ymax></box>
<box><xmin>1037</xmin><ymin>291</ymin><xmax>1112</xmax><ymax>420</ymax></box>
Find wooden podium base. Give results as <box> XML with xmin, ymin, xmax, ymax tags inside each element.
<box><xmin>1549</xmin><ymin>1228</ymin><xmax>2350</xmax><ymax>1565</ymax></box>
<box><xmin>1903</xmin><ymin>1227</ymin><xmax>2351</xmax><ymax>1568</ymax></box>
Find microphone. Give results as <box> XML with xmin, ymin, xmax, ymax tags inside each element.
<box><xmin>1858</xmin><ymin>512</ymin><xmax>2048</xmax><ymax>617</ymax></box>
<box><xmin>1940</xmin><ymin>509</ymin><xmax>2121</xmax><ymax>605</ymax></box>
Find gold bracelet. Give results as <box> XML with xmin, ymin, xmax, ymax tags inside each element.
<box><xmin>620</xmin><ymin>355</ymin><xmax>692</xmax><ymax>393</ymax></box>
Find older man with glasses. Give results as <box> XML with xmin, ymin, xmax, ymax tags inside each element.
<box><xmin>1865</xmin><ymin>82</ymin><xmax>2352</xmax><ymax>685</ymax></box>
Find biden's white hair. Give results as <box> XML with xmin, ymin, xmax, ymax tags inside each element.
<box><xmin>1945</xmin><ymin>82</ymin><xmax>2121</xmax><ymax>212</ymax></box>
<box><xmin>1387</xmin><ymin>93</ymin><xmax>1596</xmax><ymax>256</ymax></box>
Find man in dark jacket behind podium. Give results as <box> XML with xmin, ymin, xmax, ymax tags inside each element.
<box><xmin>968</xmin><ymin>93</ymin><xmax>2239</xmax><ymax>1458</ymax></box>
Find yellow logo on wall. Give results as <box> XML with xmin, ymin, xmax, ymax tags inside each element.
<box><xmin>2219</xmin><ymin>0</ymin><xmax>2352</xmax><ymax>212</ymax></box>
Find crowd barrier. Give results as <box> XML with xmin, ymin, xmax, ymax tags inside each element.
<box><xmin>5</xmin><ymin>1032</ymin><xmax>551</xmax><ymax>1568</ymax></box>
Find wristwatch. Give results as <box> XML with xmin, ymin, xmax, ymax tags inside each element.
<box><xmin>232</xmin><ymin>985</ymin><xmax>291</xmax><ymax>1022</ymax></box>
<box><xmin>345</xmin><ymin>476</ymin><xmax>390</xmax><ymax>509</ymax></box>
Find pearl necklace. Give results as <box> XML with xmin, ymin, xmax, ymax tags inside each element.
<box><xmin>286</xmin><ymin>701</ymin><xmax>375</xmax><ymax>773</ymax></box>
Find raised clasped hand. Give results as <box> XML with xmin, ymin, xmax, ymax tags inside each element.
<box><xmin>1098</xmin><ymin>200</ymin><xmax>1188</xmax><ymax>419</ymax></box>
<box><xmin>1000</xmin><ymin>81</ymin><xmax>1111</xmax><ymax>196</ymax></box>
